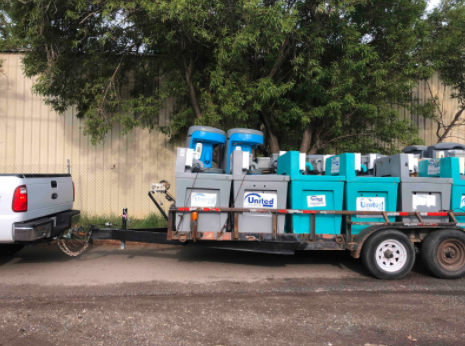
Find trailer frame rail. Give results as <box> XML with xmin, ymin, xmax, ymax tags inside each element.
<box><xmin>168</xmin><ymin>207</ymin><xmax>465</xmax><ymax>246</ymax></box>
<box><xmin>90</xmin><ymin>205</ymin><xmax>465</xmax><ymax>255</ymax></box>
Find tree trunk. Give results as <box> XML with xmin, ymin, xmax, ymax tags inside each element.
<box><xmin>438</xmin><ymin>109</ymin><xmax>464</xmax><ymax>143</ymax></box>
<box><xmin>184</xmin><ymin>57</ymin><xmax>202</xmax><ymax>119</ymax></box>
<box><xmin>299</xmin><ymin>123</ymin><xmax>312</xmax><ymax>153</ymax></box>
<box><xmin>259</xmin><ymin>111</ymin><xmax>280</xmax><ymax>153</ymax></box>
<box><xmin>308</xmin><ymin>143</ymin><xmax>319</xmax><ymax>155</ymax></box>
<box><xmin>268</xmin><ymin>133</ymin><xmax>280</xmax><ymax>154</ymax></box>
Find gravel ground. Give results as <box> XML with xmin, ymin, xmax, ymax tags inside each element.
<box><xmin>0</xmin><ymin>243</ymin><xmax>464</xmax><ymax>346</ymax></box>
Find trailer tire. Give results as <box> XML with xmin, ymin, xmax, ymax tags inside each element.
<box><xmin>0</xmin><ymin>244</ymin><xmax>25</xmax><ymax>256</ymax></box>
<box><xmin>361</xmin><ymin>230</ymin><xmax>415</xmax><ymax>280</ymax></box>
<box><xmin>421</xmin><ymin>230</ymin><xmax>465</xmax><ymax>279</ymax></box>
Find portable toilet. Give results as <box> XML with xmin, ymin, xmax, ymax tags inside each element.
<box><xmin>423</xmin><ymin>143</ymin><xmax>465</xmax><ymax>159</ymax></box>
<box><xmin>230</xmin><ymin>150</ymin><xmax>289</xmax><ymax>234</ymax></box>
<box><xmin>278</xmin><ymin>151</ymin><xmax>345</xmax><ymax>235</ymax></box>
<box><xmin>186</xmin><ymin>126</ymin><xmax>226</xmax><ymax>172</ymax></box>
<box><xmin>375</xmin><ymin>154</ymin><xmax>452</xmax><ymax>223</ymax></box>
<box><xmin>175</xmin><ymin>126</ymin><xmax>232</xmax><ymax>235</ymax></box>
<box><xmin>419</xmin><ymin>157</ymin><xmax>465</xmax><ymax>226</ymax></box>
<box><xmin>326</xmin><ymin>153</ymin><xmax>399</xmax><ymax>235</ymax></box>
<box><xmin>402</xmin><ymin>145</ymin><xmax>428</xmax><ymax>158</ymax></box>
<box><xmin>223</xmin><ymin>128</ymin><xmax>264</xmax><ymax>174</ymax></box>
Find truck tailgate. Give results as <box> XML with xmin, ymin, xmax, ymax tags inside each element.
<box><xmin>0</xmin><ymin>174</ymin><xmax>75</xmax><ymax>242</ymax></box>
<box><xmin>27</xmin><ymin>178</ymin><xmax>73</xmax><ymax>211</ymax></box>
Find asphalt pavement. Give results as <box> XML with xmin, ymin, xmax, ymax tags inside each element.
<box><xmin>0</xmin><ymin>243</ymin><xmax>464</xmax><ymax>346</ymax></box>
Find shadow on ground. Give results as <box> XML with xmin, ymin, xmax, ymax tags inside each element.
<box><xmin>0</xmin><ymin>242</ymin><xmax>432</xmax><ymax>279</ymax></box>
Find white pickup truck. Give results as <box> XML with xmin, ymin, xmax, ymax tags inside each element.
<box><xmin>0</xmin><ymin>174</ymin><xmax>80</xmax><ymax>255</ymax></box>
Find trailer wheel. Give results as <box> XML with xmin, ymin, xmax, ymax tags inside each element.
<box><xmin>0</xmin><ymin>244</ymin><xmax>25</xmax><ymax>256</ymax></box>
<box><xmin>421</xmin><ymin>230</ymin><xmax>465</xmax><ymax>279</ymax></box>
<box><xmin>361</xmin><ymin>230</ymin><xmax>415</xmax><ymax>280</ymax></box>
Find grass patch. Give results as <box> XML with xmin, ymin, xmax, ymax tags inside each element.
<box><xmin>78</xmin><ymin>213</ymin><xmax>167</xmax><ymax>230</ymax></box>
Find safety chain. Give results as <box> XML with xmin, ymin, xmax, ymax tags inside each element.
<box><xmin>57</xmin><ymin>227</ymin><xmax>93</xmax><ymax>257</ymax></box>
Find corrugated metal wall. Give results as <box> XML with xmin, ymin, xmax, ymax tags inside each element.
<box><xmin>0</xmin><ymin>53</ymin><xmax>182</xmax><ymax>217</ymax></box>
<box><xmin>405</xmin><ymin>73</ymin><xmax>462</xmax><ymax>146</ymax></box>
<box><xmin>0</xmin><ymin>53</ymin><xmax>463</xmax><ymax>216</ymax></box>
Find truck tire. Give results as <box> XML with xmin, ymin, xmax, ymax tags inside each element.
<box><xmin>361</xmin><ymin>230</ymin><xmax>415</xmax><ymax>280</ymax></box>
<box><xmin>421</xmin><ymin>230</ymin><xmax>465</xmax><ymax>279</ymax></box>
<box><xmin>0</xmin><ymin>244</ymin><xmax>25</xmax><ymax>256</ymax></box>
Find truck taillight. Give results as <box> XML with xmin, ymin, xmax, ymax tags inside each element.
<box><xmin>12</xmin><ymin>185</ymin><xmax>28</xmax><ymax>212</ymax></box>
<box><xmin>73</xmin><ymin>182</ymin><xmax>75</xmax><ymax>202</ymax></box>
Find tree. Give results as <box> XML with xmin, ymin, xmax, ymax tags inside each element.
<box><xmin>2</xmin><ymin>0</ymin><xmax>432</xmax><ymax>154</ymax></box>
<box><xmin>426</xmin><ymin>0</ymin><xmax>465</xmax><ymax>143</ymax></box>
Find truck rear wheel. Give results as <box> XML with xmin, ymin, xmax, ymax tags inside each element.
<box><xmin>0</xmin><ymin>244</ymin><xmax>25</xmax><ymax>256</ymax></box>
<box><xmin>421</xmin><ymin>230</ymin><xmax>465</xmax><ymax>279</ymax></box>
<box><xmin>361</xmin><ymin>230</ymin><xmax>415</xmax><ymax>280</ymax></box>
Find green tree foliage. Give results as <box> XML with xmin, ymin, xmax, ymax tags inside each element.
<box><xmin>426</xmin><ymin>0</ymin><xmax>465</xmax><ymax>143</ymax></box>
<box><xmin>0</xmin><ymin>4</ymin><xmax>9</xmax><ymax>72</ymax></box>
<box><xmin>2</xmin><ymin>0</ymin><xmax>434</xmax><ymax>153</ymax></box>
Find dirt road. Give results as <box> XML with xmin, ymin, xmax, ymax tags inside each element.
<box><xmin>1</xmin><ymin>244</ymin><xmax>464</xmax><ymax>346</ymax></box>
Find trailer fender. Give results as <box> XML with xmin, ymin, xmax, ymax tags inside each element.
<box><xmin>350</xmin><ymin>226</ymin><xmax>400</xmax><ymax>259</ymax></box>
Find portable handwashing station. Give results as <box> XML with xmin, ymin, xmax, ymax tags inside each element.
<box><xmin>175</xmin><ymin>126</ymin><xmax>232</xmax><ymax>235</ymax></box>
<box><xmin>223</xmin><ymin>128</ymin><xmax>264</xmax><ymax>174</ymax></box>
<box><xmin>305</xmin><ymin>155</ymin><xmax>333</xmax><ymax>175</ymax></box>
<box><xmin>423</xmin><ymin>143</ymin><xmax>465</xmax><ymax>159</ymax></box>
<box><xmin>230</xmin><ymin>144</ymin><xmax>289</xmax><ymax>234</ymax></box>
<box><xmin>278</xmin><ymin>151</ymin><xmax>345</xmax><ymax>235</ymax></box>
<box><xmin>402</xmin><ymin>145</ymin><xmax>428</xmax><ymax>158</ymax></box>
<box><xmin>419</xmin><ymin>156</ymin><xmax>465</xmax><ymax>226</ymax></box>
<box><xmin>326</xmin><ymin>153</ymin><xmax>399</xmax><ymax>235</ymax></box>
<box><xmin>375</xmin><ymin>154</ymin><xmax>452</xmax><ymax>223</ymax></box>
<box><xmin>186</xmin><ymin>126</ymin><xmax>226</xmax><ymax>172</ymax></box>
<box><xmin>361</xmin><ymin>154</ymin><xmax>384</xmax><ymax>176</ymax></box>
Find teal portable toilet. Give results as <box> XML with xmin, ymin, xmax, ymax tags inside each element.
<box><xmin>277</xmin><ymin>151</ymin><xmax>345</xmax><ymax>235</ymax></box>
<box><xmin>420</xmin><ymin>157</ymin><xmax>465</xmax><ymax>226</ymax></box>
<box><xmin>326</xmin><ymin>153</ymin><xmax>399</xmax><ymax>235</ymax></box>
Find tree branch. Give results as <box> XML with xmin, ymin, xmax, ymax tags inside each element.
<box><xmin>184</xmin><ymin>56</ymin><xmax>202</xmax><ymax>119</ymax></box>
<box><xmin>438</xmin><ymin>109</ymin><xmax>464</xmax><ymax>143</ymax></box>
<box><xmin>321</xmin><ymin>133</ymin><xmax>371</xmax><ymax>147</ymax></box>
<box><xmin>427</xmin><ymin>81</ymin><xmax>448</xmax><ymax>140</ymax></box>
<box><xmin>268</xmin><ymin>37</ymin><xmax>289</xmax><ymax>79</ymax></box>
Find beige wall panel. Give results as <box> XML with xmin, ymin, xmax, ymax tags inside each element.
<box><xmin>47</xmin><ymin>105</ymin><xmax>57</xmax><ymax>166</ymax></box>
<box><xmin>5</xmin><ymin>54</ymin><xmax>17</xmax><ymax>166</ymax></box>
<box><xmin>110</xmin><ymin>123</ymin><xmax>121</xmax><ymax>214</ymax></box>
<box><xmin>0</xmin><ymin>55</ymin><xmax>7</xmax><ymax>164</ymax></box>
<box><xmin>13</xmin><ymin>55</ymin><xmax>25</xmax><ymax>166</ymax></box>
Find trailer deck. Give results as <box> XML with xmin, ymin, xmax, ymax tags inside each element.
<box><xmin>90</xmin><ymin>207</ymin><xmax>465</xmax><ymax>255</ymax></box>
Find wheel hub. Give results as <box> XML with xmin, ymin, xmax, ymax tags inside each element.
<box><xmin>384</xmin><ymin>250</ymin><xmax>394</xmax><ymax>259</ymax></box>
<box><xmin>375</xmin><ymin>240</ymin><xmax>408</xmax><ymax>272</ymax></box>
<box><xmin>443</xmin><ymin>248</ymin><xmax>456</xmax><ymax>259</ymax></box>
<box><xmin>438</xmin><ymin>240</ymin><xmax>465</xmax><ymax>271</ymax></box>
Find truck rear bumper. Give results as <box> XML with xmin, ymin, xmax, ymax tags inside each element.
<box><xmin>13</xmin><ymin>210</ymin><xmax>81</xmax><ymax>242</ymax></box>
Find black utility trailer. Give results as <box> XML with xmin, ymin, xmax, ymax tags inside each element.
<box><xmin>90</xmin><ymin>199</ymin><xmax>465</xmax><ymax>280</ymax></box>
